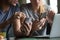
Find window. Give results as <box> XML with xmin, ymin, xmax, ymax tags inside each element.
<box><xmin>50</xmin><ymin>0</ymin><xmax>58</xmax><ymax>13</ymax></box>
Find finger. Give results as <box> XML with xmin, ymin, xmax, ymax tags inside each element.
<box><xmin>15</xmin><ymin>12</ymin><xmax>19</xmax><ymax>16</ymax></box>
<box><xmin>20</xmin><ymin>12</ymin><xmax>26</xmax><ymax>18</ymax></box>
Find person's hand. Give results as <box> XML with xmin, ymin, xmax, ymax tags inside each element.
<box><xmin>46</xmin><ymin>10</ymin><xmax>55</xmax><ymax>26</ymax></box>
<box><xmin>7</xmin><ymin>12</ymin><xmax>26</xmax><ymax>28</ymax></box>
<box><xmin>39</xmin><ymin>18</ymin><xmax>46</xmax><ymax>29</ymax></box>
<box><xmin>32</xmin><ymin>18</ymin><xmax>46</xmax><ymax>31</ymax></box>
<box><xmin>13</xmin><ymin>12</ymin><xmax>26</xmax><ymax>31</ymax></box>
<box><xmin>48</xmin><ymin>11</ymin><xmax>55</xmax><ymax>20</ymax></box>
<box><xmin>14</xmin><ymin>12</ymin><xmax>26</xmax><ymax>23</ymax></box>
<box><xmin>47</xmin><ymin>10</ymin><xmax>55</xmax><ymax>24</ymax></box>
<box><xmin>12</xmin><ymin>12</ymin><xmax>26</xmax><ymax>37</ymax></box>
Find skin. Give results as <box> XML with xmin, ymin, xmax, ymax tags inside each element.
<box><xmin>8</xmin><ymin>0</ymin><xmax>19</xmax><ymax>6</ymax></box>
<box><xmin>30</xmin><ymin>0</ymin><xmax>40</xmax><ymax>13</ymax></box>
<box><xmin>13</xmin><ymin>12</ymin><xmax>26</xmax><ymax>37</ymax></box>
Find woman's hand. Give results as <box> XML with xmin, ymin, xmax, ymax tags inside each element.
<box><xmin>48</xmin><ymin>11</ymin><xmax>55</xmax><ymax>21</ymax></box>
<box><xmin>39</xmin><ymin>18</ymin><xmax>46</xmax><ymax>29</ymax></box>
<box><xmin>47</xmin><ymin>10</ymin><xmax>55</xmax><ymax>26</ymax></box>
<box><xmin>32</xmin><ymin>18</ymin><xmax>46</xmax><ymax>31</ymax></box>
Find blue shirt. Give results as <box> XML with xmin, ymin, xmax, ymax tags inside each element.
<box><xmin>0</xmin><ymin>4</ymin><xmax>20</xmax><ymax>37</ymax></box>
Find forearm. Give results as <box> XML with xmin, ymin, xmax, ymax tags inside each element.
<box><xmin>13</xmin><ymin>12</ymin><xmax>32</xmax><ymax>37</ymax></box>
<box><xmin>46</xmin><ymin>16</ymin><xmax>53</xmax><ymax>27</ymax></box>
<box><xmin>13</xmin><ymin>19</ymin><xmax>22</xmax><ymax>37</ymax></box>
<box><xmin>13</xmin><ymin>18</ymin><xmax>32</xmax><ymax>37</ymax></box>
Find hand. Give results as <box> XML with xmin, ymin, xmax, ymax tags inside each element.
<box><xmin>12</xmin><ymin>12</ymin><xmax>26</xmax><ymax>37</ymax></box>
<box><xmin>32</xmin><ymin>18</ymin><xmax>46</xmax><ymax>31</ymax></box>
<box><xmin>48</xmin><ymin>11</ymin><xmax>55</xmax><ymax>21</ymax></box>
<box><xmin>47</xmin><ymin>10</ymin><xmax>55</xmax><ymax>23</ymax></box>
<box><xmin>19</xmin><ymin>12</ymin><xmax>26</xmax><ymax>23</ymax></box>
<box><xmin>12</xmin><ymin>12</ymin><xmax>26</xmax><ymax>31</ymax></box>
<box><xmin>9</xmin><ymin>12</ymin><xmax>26</xmax><ymax>24</ymax></box>
<box><xmin>39</xmin><ymin>18</ymin><xmax>46</xmax><ymax>29</ymax></box>
<box><xmin>14</xmin><ymin>12</ymin><xmax>26</xmax><ymax>23</ymax></box>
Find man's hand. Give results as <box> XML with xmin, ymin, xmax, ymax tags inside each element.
<box><xmin>13</xmin><ymin>12</ymin><xmax>26</xmax><ymax>23</ymax></box>
<box><xmin>39</xmin><ymin>18</ymin><xmax>46</xmax><ymax>29</ymax></box>
<box><xmin>12</xmin><ymin>11</ymin><xmax>26</xmax><ymax>31</ymax></box>
<box><xmin>12</xmin><ymin>12</ymin><xmax>27</xmax><ymax>37</ymax></box>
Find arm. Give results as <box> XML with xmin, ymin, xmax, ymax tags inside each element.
<box><xmin>46</xmin><ymin>10</ymin><xmax>55</xmax><ymax>26</ymax></box>
<box><xmin>12</xmin><ymin>12</ymin><xmax>22</xmax><ymax>37</ymax></box>
<box><xmin>13</xmin><ymin>12</ymin><xmax>32</xmax><ymax>37</ymax></box>
<box><xmin>13</xmin><ymin>17</ymin><xmax>22</xmax><ymax>37</ymax></box>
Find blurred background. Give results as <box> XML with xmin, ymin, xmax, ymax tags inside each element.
<box><xmin>19</xmin><ymin>0</ymin><xmax>59</xmax><ymax>13</ymax></box>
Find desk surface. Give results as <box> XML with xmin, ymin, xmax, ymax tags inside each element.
<box><xmin>3</xmin><ymin>37</ymin><xmax>60</xmax><ymax>40</ymax></box>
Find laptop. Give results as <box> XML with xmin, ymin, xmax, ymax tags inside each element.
<box><xmin>33</xmin><ymin>14</ymin><xmax>60</xmax><ymax>38</ymax></box>
<box><xmin>50</xmin><ymin>14</ymin><xmax>60</xmax><ymax>38</ymax></box>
